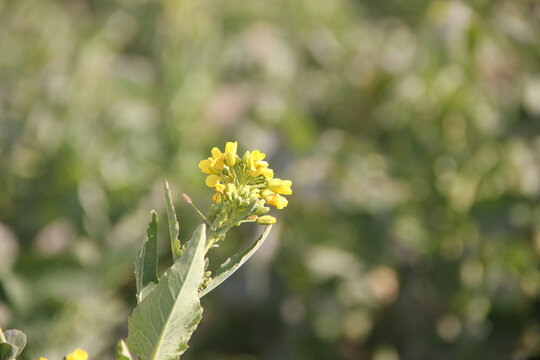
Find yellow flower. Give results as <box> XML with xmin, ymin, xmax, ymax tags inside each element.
<box><xmin>198</xmin><ymin>147</ymin><xmax>225</xmax><ymax>175</ymax></box>
<box><xmin>40</xmin><ymin>358</ymin><xmax>48</xmax><ymax>360</ymax></box>
<box><xmin>260</xmin><ymin>167</ymin><xmax>274</xmax><ymax>179</ymax></box>
<box><xmin>256</xmin><ymin>215</ymin><xmax>276</xmax><ymax>225</ymax></box>
<box><xmin>65</xmin><ymin>349</ymin><xmax>88</xmax><ymax>360</ymax></box>
<box><xmin>262</xmin><ymin>190</ymin><xmax>288</xmax><ymax>209</ymax></box>
<box><xmin>266</xmin><ymin>178</ymin><xmax>292</xmax><ymax>195</ymax></box>
<box><xmin>249</xmin><ymin>150</ymin><xmax>274</xmax><ymax>178</ymax></box>
<box><xmin>215</xmin><ymin>183</ymin><xmax>225</xmax><ymax>194</ymax></box>
<box><xmin>198</xmin><ymin>158</ymin><xmax>213</xmax><ymax>175</ymax></box>
<box><xmin>224</xmin><ymin>141</ymin><xmax>237</xmax><ymax>166</ymax></box>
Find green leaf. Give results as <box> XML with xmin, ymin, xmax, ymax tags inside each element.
<box><xmin>139</xmin><ymin>282</ymin><xmax>157</xmax><ymax>302</ymax></box>
<box><xmin>3</xmin><ymin>329</ymin><xmax>26</xmax><ymax>357</ymax></box>
<box><xmin>135</xmin><ymin>210</ymin><xmax>160</xmax><ymax>303</ymax></box>
<box><xmin>126</xmin><ymin>224</ymin><xmax>206</xmax><ymax>360</ymax></box>
<box><xmin>164</xmin><ymin>181</ymin><xmax>182</xmax><ymax>262</ymax></box>
<box><xmin>0</xmin><ymin>343</ymin><xmax>17</xmax><ymax>360</ymax></box>
<box><xmin>200</xmin><ymin>225</ymin><xmax>272</xmax><ymax>298</ymax></box>
<box><xmin>117</xmin><ymin>339</ymin><xmax>134</xmax><ymax>360</ymax></box>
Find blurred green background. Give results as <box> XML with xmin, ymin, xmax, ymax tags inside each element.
<box><xmin>1</xmin><ymin>0</ymin><xmax>539</xmax><ymax>359</ymax></box>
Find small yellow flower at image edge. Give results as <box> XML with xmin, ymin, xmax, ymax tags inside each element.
<box><xmin>66</xmin><ymin>348</ymin><xmax>89</xmax><ymax>360</ymax></box>
<box><xmin>38</xmin><ymin>348</ymin><xmax>88</xmax><ymax>360</ymax></box>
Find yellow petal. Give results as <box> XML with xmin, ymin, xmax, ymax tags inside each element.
<box><xmin>274</xmin><ymin>195</ymin><xmax>288</xmax><ymax>209</ymax></box>
<box><xmin>198</xmin><ymin>159</ymin><xmax>213</xmax><ymax>175</ymax></box>
<box><xmin>225</xmin><ymin>152</ymin><xmax>236</xmax><ymax>167</ymax></box>
<box><xmin>264</xmin><ymin>192</ymin><xmax>288</xmax><ymax>209</ymax></box>
<box><xmin>261</xmin><ymin>167</ymin><xmax>274</xmax><ymax>179</ymax></box>
<box><xmin>225</xmin><ymin>141</ymin><xmax>237</xmax><ymax>155</ymax></box>
<box><xmin>249</xmin><ymin>150</ymin><xmax>265</xmax><ymax>163</ymax></box>
<box><xmin>205</xmin><ymin>175</ymin><xmax>220</xmax><ymax>187</ymax></box>
<box><xmin>65</xmin><ymin>349</ymin><xmax>88</xmax><ymax>360</ymax></box>
<box><xmin>211</xmin><ymin>147</ymin><xmax>223</xmax><ymax>159</ymax></box>
<box><xmin>210</xmin><ymin>154</ymin><xmax>224</xmax><ymax>171</ymax></box>
<box><xmin>267</xmin><ymin>179</ymin><xmax>292</xmax><ymax>195</ymax></box>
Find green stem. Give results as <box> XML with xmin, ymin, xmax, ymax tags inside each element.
<box><xmin>188</xmin><ymin>202</ymin><xmax>209</xmax><ymax>225</ymax></box>
<box><xmin>204</xmin><ymin>232</ymin><xmax>220</xmax><ymax>254</ymax></box>
<box><xmin>0</xmin><ymin>324</ymin><xmax>6</xmax><ymax>343</ymax></box>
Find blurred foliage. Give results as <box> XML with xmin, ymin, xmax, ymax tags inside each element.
<box><xmin>1</xmin><ymin>0</ymin><xmax>540</xmax><ymax>359</ymax></box>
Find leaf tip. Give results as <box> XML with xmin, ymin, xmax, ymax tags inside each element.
<box><xmin>150</xmin><ymin>209</ymin><xmax>158</xmax><ymax>220</ymax></box>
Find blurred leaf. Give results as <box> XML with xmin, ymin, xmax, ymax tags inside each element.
<box><xmin>135</xmin><ymin>210</ymin><xmax>159</xmax><ymax>303</ymax></box>
<box><xmin>3</xmin><ymin>329</ymin><xmax>26</xmax><ymax>357</ymax></box>
<box><xmin>126</xmin><ymin>224</ymin><xmax>206</xmax><ymax>360</ymax></box>
<box><xmin>200</xmin><ymin>225</ymin><xmax>272</xmax><ymax>298</ymax></box>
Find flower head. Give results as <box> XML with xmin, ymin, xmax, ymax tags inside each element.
<box><xmin>198</xmin><ymin>141</ymin><xmax>291</xmax><ymax>232</ymax></box>
<box><xmin>248</xmin><ymin>150</ymin><xmax>273</xmax><ymax>178</ymax></box>
<box><xmin>262</xmin><ymin>189</ymin><xmax>289</xmax><ymax>209</ymax></box>
<box><xmin>198</xmin><ymin>147</ymin><xmax>225</xmax><ymax>175</ymax></box>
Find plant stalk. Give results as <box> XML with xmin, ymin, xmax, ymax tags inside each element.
<box><xmin>204</xmin><ymin>232</ymin><xmax>219</xmax><ymax>254</ymax></box>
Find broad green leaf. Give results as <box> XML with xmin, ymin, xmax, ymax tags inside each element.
<box><xmin>138</xmin><ymin>282</ymin><xmax>157</xmax><ymax>302</ymax></box>
<box><xmin>0</xmin><ymin>343</ymin><xmax>17</xmax><ymax>360</ymax></box>
<box><xmin>126</xmin><ymin>224</ymin><xmax>206</xmax><ymax>360</ymax></box>
<box><xmin>200</xmin><ymin>225</ymin><xmax>272</xmax><ymax>298</ymax></box>
<box><xmin>135</xmin><ymin>210</ymin><xmax>159</xmax><ymax>302</ymax></box>
<box><xmin>164</xmin><ymin>181</ymin><xmax>182</xmax><ymax>262</ymax></box>
<box><xmin>117</xmin><ymin>339</ymin><xmax>134</xmax><ymax>360</ymax></box>
<box><xmin>3</xmin><ymin>329</ymin><xmax>26</xmax><ymax>357</ymax></box>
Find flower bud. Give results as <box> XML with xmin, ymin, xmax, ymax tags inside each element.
<box><xmin>234</xmin><ymin>195</ymin><xmax>242</xmax><ymax>206</ymax></box>
<box><xmin>256</xmin><ymin>215</ymin><xmax>276</xmax><ymax>225</ymax></box>
<box><xmin>182</xmin><ymin>193</ymin><xmax>192</xmax><ymax>204</ymax></box>
<box><xmin>225</xmin><ymin>152</ymin><xmax>236</xmax><ymax>167</ymax></box>
<box><xmin>256</xmin><ymin>205</ymin><xmax>269</xmax><ymax>215</ymax></box>
<box><xmin>242</xmin><ymin>151</ymin><xmax>251</xmax><ymax>164</ymax></box>
<box><xmin>241</xmin><ymin>199</ymin><xmax>251</xmax><ymax>207</ymax></box>
<box><xmin>224</xmin><ymin>141</ymin><xmax>237</xmax><ymax>166</ymax></box>
<box><xmin>266</xmin><ymin>178</ymin><xmax>292</xmax><ymax>195</ymax></box>
<box><xmin>225</xmin><ymin>183</ymin><xmax>236</xmax><ymax>194</ymax></box>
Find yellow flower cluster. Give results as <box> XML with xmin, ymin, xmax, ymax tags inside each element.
<box><xmin>40</xmin><ymin>348</ymin><xmax>88</xmax><ymax>360</ymax></box>
<box><xmin>198</xmin><ymin>141</ymin><xmax>292</xmax><ymax>225</ymax></box>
